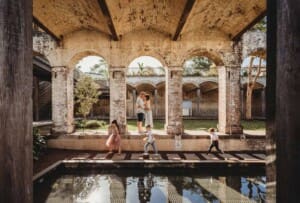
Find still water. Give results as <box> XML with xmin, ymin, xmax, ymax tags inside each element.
<box><xmin>34</xmin><ymin>169</ymin><xmax>265</xmax><ymax>203</ymax></box>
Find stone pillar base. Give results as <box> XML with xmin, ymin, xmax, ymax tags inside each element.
<box><xmin>224</xmin><ymin>125</ymin><xmax>243</xmax><ymax>134</ymax></box>
<box><xmin>52</xmin><ymin>124</ymin><xmax>74</xmax><ymax>135</ymax></box>
<box><xmin>118</xmin><ymin>124</ymin><xmax>127</xmax><ymax>135</ymax></box>
<box><xmin>166</xmin><ymin>124</ymin><xmax>184</xmax><ymax>135</ymax></box>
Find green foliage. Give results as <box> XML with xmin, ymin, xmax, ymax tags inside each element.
<box><xmin>33</xmin><ymin>127</ymin><xmax>47</xmax><ymax>160</ymax></box>
<box><xmin>90</xmin><ymin>59</ymin><xmax>109</xmax><ymax>79</ymax></box>
<box><xmin>252</xmin><ymin>17</ymin><xmax>267</xmax><ymax>32</ymax></box>
<box><xmin>75</xmin><ymin>120</ymin><xmax>107</xmax><ymax>129</ymax></box>
<box><xmin>183</xmin><ymin>56</ymin><xmax>216</xmax><ymax>76</ymax></box>
<box><xmin>127</xmin><ymin>62</ymin><xmax>165</xmax><ymax>76</ymax></box>
<box><xmin>126</xmin><ymin>119</ymin><xmax>265</xmax><ymax>131</ymax></box>
<box><xmin>74</xmin><ymin>76</ymin><xmax>100</xmax><ymax>119</ymax></box>
<box><xmin>85</xmin><ymin>120</ymin><xmax>106</xmax><ymax>128</ymax></box>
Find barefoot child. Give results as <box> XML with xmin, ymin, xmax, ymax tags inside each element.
<box><xmin>106</xmin><ymin>120</ymin><xmax>122</xmax><ymax>154</ymax></box>
<box><xmin>143</xmin><ymin>125</ymin><xmax>158</xmax><ymax>155</ymax></box>
<box><xmin>207</xmin><ymin>128</ymin><xmax>224</xmax><ymax>154</ymax></box>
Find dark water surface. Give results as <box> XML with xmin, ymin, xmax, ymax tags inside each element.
<box><xmin>34</xmin><ymin>168</ymin><xmax>265</xmax><ymax>203</ymax></box>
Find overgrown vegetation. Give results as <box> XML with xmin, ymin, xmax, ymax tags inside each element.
<box><xmin>33</xmin><ymin>127</ymin><xmax>47</xmax><ymax>160</ymax></box>
<box><xmin>183</xmin><ymin>56</ymin><xmax>217</xmax><ymax>76</ymax></box>
<box><xmin>75</xmin><ymin>120</ymin><xmax>107</xmax><ymax>129</ymax></box>
<box><xmin>74</xmin><ymin>76</ymin><xmax>100</xmax><ymax>133</ymax></box>
<box><xmin>127</xmin><ymin>62</ymin><xmax>165</xmax><ymax>76</ymax></box>
<box><xmin>252</xmin><ymin>17</ymin><xmax>267</xmax><ymax>32</ymax></box>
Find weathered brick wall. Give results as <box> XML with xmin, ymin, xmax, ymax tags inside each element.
<box><xmin>166</xmin><ymin>68</ymin><xmax>183</xmax><ymax>134</ymax></box>
<box><xmin>218</xmin><ymin>42</ymin><xmax>243</xmax><ymax>134</ymax></box>
<box><xmin>52</xmin><ymin>66</ymin><xmax>74</xmax><ymax>134</ymax></box>
<box><xmin>109</xmin><ymin>67</ymin><xmax>127</xmax><ymax>134</ymax></box>
<box><xmin>242</xmin><ymin>30</ymin><xmax>266</xmax><ymax>58</ymax></box>
<box><xmin>33</xmin><ymin>31</ymin><xmax>57</xmax><ymax>60</ymax></box>
<box><xmin>37</xmin><ymin>30</ymin><xmax>249</xmax><ymax>134</ymax></box>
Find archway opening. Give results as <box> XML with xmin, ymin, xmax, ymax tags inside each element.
<box><xmin>33</xmin><ymin>55</ymin><xmax>52</xmax><ymax>122</ymax></box>
<box><xmin>182</xmin><ymin>56</ymin><xmax>218</xmax><ymax>131</ymax></box>
<box><xmin>74</xmin><ymin>55</ymin><xmax>109</xmax><ymax>130</ymax></box>
<box><xmin>126</xmin><ymin>56</ymin><xmax>166</xmax><ymax>132</ymax></box>
<box><xmin>241</xmin><ymin>55</ymin><xmax>266</xmax><ymax>120</ymax></box>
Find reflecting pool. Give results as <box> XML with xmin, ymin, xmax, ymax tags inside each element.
<box><xmin>34</xmin><ymin>169</ymin><xmax>265</xmax><ymax>203</ymax></box>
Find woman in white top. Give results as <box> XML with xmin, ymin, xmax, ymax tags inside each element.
<box><xmin>144</xmin><ymin>94</ymin><xmax>153</xmax><ymax>128</ymax></box>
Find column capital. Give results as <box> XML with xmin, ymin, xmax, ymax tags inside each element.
<box><xmin>52</xmin><ymin>66</ymin><xmax>67</xmax><ymax>72</ymax></box>
<box><xmin>167</xmin><ymin>66</ymin><xmax>183</xmax><ymax>71</ymax></box>
<box><xmin>109</xmin><ymin>65</ymin><xmax>126</xmax><ymax>71</ymax></box>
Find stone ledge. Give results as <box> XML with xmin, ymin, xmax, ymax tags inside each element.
<box><xmin>47</xmin><ymin>137</ymin><xmax>265</xmax><ymax>151</ymax></box>
<box><xmin>48</xmin><ymin>133</ymin><xmax>265</xmax><ymax>140</ymax></box>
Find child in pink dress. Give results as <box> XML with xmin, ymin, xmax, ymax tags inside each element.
<box><xmin>106</xmin><ymin>120</ymin><xmax>122</xmax><ymax>154</ymax></box>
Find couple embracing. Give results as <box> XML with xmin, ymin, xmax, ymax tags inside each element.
<box><xmin>136</xmin><ymin>91</ymin><xmax>153</xmax><ymax>133</ymax></box>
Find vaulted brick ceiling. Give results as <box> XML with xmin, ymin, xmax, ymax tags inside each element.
<box><xmin>33</xmin><ymin>0</ymin><xmax>266</xmax><ymax>41</ymax></box>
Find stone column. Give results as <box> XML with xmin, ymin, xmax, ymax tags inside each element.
<box><xmin>132</xmin><ymin>89</ymin><xmax>137</xmax><ymax>116</ymax></box>
<box><xmin>165</xmin><ymin>68</ymin><xmax>183</xmax><ymax>135</ymax></box>
<box><xmin>0</xmin><ymin>0</ymin><xmax>33</xmax><ymax>202</ymax></box>
<box><xmin>196</xmin><ymin>88</ymin><xmax>201</xmax><ymax>116</ymax></box>
<box><xmin>154</xmin><ymin>88</ymin><xmax>158</xmax><ymax>118</ymax></box>
<box><xmin>240</xmin><ymin>89</ymin><xmax>245</xmax><ymax>119</ymax></box>
<box><xmin>109</xmin><ymin>67</ymin><xmax>127</xmax><ymax>134</ymax></box>
<box><xmin>52</xmin><ymin>66</ymin><xmax>74</xmax><ymax>134</ymax></box>
<box><xmin>218</xmin><ymin>45</ymin><xmax>243</xmax><ymax>134</ymax></box>
<box><xmin>261</xmin><ymin>88</ymin><xmax>265</xmax><ymax>117</ymax></box>
<box><xmin>33</xmin><ymin>76</ymin><xmax>40</xmax><ymax>121</ymax></box>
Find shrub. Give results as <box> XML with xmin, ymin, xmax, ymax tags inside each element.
<box><xmin>33</xmin><ymin>127</ymin><xmax>47</xmax><ymax>160</ymax></box>
<box><xmin>85</xmin><ymin>120</ymin><xmax>106</xmax><ymax>129</ymax></box>
<box><xmin>75</xmin><ymin>119</ymin><xmax>107</xmax><ymax>129</ymax></box>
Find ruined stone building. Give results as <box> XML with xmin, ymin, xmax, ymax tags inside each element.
<box><xmin>2</xmin><ymin>0</ymin><xmax>300</xmax><ymax>202</ymax></box>
<box><xmin>33</xmin><ymin>28</ymin><xmax>266</xmax><ymax>123</ymax></box>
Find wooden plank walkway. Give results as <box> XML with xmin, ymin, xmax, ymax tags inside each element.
<box><xmin>34</xmin><ymin>151</ymin><xmax>265</xmax><ymax>181</ymax></box>
<box><xmin>235</xmin><ymin>153</ymin><xmax>259</xmax><ymax>161</ymax></box>
<box><xmin>63</xmin><ymin>152</ymin><xmax>265</xmax><ymax>165</ymax></box>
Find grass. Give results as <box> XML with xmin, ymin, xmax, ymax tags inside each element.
<box><xmin>90</xmin><ymin>119</ymin><xmax>265</xmax><ymax>131</ymax></box>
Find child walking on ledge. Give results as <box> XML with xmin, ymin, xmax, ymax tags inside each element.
<box><xmin>143</xmin><ymin>125</ymin><xmax>158</xmax><ymax>155</ymax></box>
<box><xmin>207</xmin><ymin>128</ymin><xmax>224</xmax><ymax>154</ymax></box>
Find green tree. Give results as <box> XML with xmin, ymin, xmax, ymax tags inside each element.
<box><xmin>183</xmin><ymin>56</ymin><xmax>213</xmax><ymax>76</ymax></box>
<box><xmin>74</xmin><ymin>76</ymin><xmax>100</xmax><ymax>133</ymax></box>
<box><xmin>243</xmin><ymin>56</ymin><xmax>265</xmax><ymax>120</ymax></box>
<box><xmin>90</xmin><ymin>59</ymin><xmax>109</xmax><ymax>79</ymax></box>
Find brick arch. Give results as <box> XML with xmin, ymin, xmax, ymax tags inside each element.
<box><xmin>125</xmin><ymin>53</ymin><xmax>167</xmax><ymax>69</ymax></box>
<box><xmin>135</xmin><ymin>83</ymin><xmax>157</xmax><ymax>93</ymax></box>
<box><xmin>67</xmin><ymin>50</ymin><xmax>110</xmax><ymax>70</ymax></box>
<box><xmin>130</xmin><ymin>81</ymin><xmax>157</xmax><ymax>89</ymax></box>
<box><xmin>199</xmin><ymin>81</ymin><xmax>218</xmax><ymax>93</ymax></box>
<box><xmin>182</xmin><ymin>49</ymin><xmax>224</xmax><ymax>67</ymax></box>
<box><xmin>182</xmin><ymin>82</ymin><xmax>199</xmax><ymax>89</ymax></box>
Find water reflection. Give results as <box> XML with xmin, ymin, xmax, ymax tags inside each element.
<box><xmin>35</xmin><ymin>173</ymin><xmax>266</xmax><ymax>203</ymax></box>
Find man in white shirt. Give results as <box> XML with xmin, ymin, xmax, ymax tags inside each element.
<box><xmin>136</xmin><ymin>91</ymin><xmax>146</xmax><ymax>133</ymax></box>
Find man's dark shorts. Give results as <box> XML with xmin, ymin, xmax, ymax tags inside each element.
<box><xmin>137</xmin><ymin>113</ymin><xmax>144</xmax><ymax>122</ymax></box>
